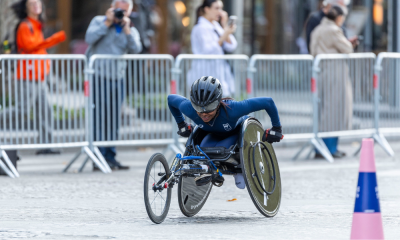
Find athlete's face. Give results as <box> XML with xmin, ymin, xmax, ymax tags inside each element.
<box><xmin>197</xmin><ymin>108</ymin><xmax>218</xmax><ymax>123</ymax></box>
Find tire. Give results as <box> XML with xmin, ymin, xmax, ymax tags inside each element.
<box><xmin>177</xmin><ymin>175</ymin><xmax>213</xmax><ymax>217</ymax></box>
<box><xmin>240</xmin><ymin>119</ymin><xmax>282</xmax><ymax>217</ymax></box>
<box><xmin>144</xmin><ymin>153</ymin><xmax>172</xmax><ymax>224</ymax></box>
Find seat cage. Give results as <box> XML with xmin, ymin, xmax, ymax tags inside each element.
<box><xmin>184</xmin><ymin>117</ymin><xmax>263</xmax><ymax>164</ymax></box>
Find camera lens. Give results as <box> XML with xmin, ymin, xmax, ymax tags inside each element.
<box><xmin>113</xmin><ymin>8</ymin><xmax>124</xmax><ymax>20</ymax></box>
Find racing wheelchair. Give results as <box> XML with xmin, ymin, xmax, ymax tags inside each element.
<box><xmin>143</xmin><ymin>117</ymin><xmax>282</xmax><ymax>224</ymax></box>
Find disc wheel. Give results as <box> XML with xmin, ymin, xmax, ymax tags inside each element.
<box><xmin>240</xmin><ymin>119</ymin><xmax>282</xmax><ymax>217</ymax></box>
<box><xmin>144</xmin><ymin>153</ymin><xmax>172</xmax><ymax>224</ymax></box>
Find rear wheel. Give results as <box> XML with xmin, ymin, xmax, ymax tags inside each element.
<box><xmin>240</xmin><ymin>119</ymin><xmax>282</xmax><ymax>217</ymax></box>
<box><xmin>144</xmin><ymin>153</ymin><xmax>172</xmax><ymax>224</ymax></box>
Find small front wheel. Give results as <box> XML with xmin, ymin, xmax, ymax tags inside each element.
<box><xmin>144</xmin><ymin>153</ymin><xmax>172</xmax><ymax>224</ymax></box>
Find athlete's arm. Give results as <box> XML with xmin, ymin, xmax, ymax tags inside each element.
<box><xmin>231</xmin><ymin>97</ymin><xmax>281</xmax><ymax>127</ymax></box>
<box><xmin>167</xmin><ymin>94</ymin><xmax>188</xmax><ymax>124</ymax></box>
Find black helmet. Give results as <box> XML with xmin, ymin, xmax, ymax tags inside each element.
<box><xmin>190</xmin><ymin>76</ymin><xmax>223</xmax><ymax>113</ymax></box>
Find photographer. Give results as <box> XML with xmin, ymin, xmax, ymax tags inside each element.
<box><xmin>85</xmin><ymin>0</ymin><xmax>142</xmax><ymax>171</ymax></box>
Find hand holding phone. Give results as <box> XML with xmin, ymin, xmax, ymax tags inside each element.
<box><xmin>228</xmin><ymin>16</ymin><xmax>237</xmax><ymax>27</ymax></box>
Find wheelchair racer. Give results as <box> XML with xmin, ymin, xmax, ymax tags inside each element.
<box><xmin>168</xmin><ymin>76</ymin><xmax>283</xmax><ymax>189</ymax></box>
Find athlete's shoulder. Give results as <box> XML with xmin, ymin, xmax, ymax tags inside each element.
<box><xmin>168</xmin><ymin>94</ymin><xmax>189</xmax><ymax>102</ymax></box>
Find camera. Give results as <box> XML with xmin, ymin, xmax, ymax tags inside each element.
<box><xmin>114</xmin><ymin>8</ymin><xmax>125</xmax><ymax>20</ymax></box>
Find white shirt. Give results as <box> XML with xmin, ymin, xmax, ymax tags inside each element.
<box><xmin>188</xmin><ymin>17</ymin><xmax>237</xmax><ymax>97</ymax></box>
<box><xmin>191</xmin><ymin>16</ymin><xmax>237</xmax><ymax>54</ymax></box>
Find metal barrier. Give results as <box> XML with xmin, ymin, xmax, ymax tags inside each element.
<box><xmin>172</xmin><ymin>54</ymin><xmax>249</xmax><ymax>148</ymax></box>
<box><xmin>247</xmin><ymin>54</ymin><xmax>314</xmax><ymax>137</ymax></box>
<box><xmin>300</xmin><ymin>53</ymin><xmax>393</xmax><ymax>162</ymax></box>
<box><xmin>0</xmin><ymin>54</ymin><xmax>111</xmax><ymax>177</ymax></box>
<box><xmin>67</xmin><ymin>54</ymin><xmax>180</xmax><ymax>171</ymax></box>
<box><xmin>3</xmin><ymin>53</ymin><xmax>400</xmax><ymax>177</ymax></box>
<box><xmin>373</xmin><ymin>53</ymin><xmax>400</xmax><ymax>155</ymax></box>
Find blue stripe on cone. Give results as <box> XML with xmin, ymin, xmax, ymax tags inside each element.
<box><xmin>354</xmin><ymin>172</ymin><xmax>380</xmax><ymax>213</ymax></box>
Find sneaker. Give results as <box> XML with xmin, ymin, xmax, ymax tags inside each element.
<box><xmin>107</xmin><ymin>159</ymin><xmax>130</xmax><ymax>170</ymax></box>
<box><xmin>233</xmin><ymin>173</ymin><xmax>246</xmax><ymax>189</ymax></box>
<box><xmin>194</xmin><ymin>174</ymin><xmax>212</xmax><ymax>186</ymax></box>
<box><xmin>36</xmin><ymin>149</ymin><xmax>61</xmax><ymax>155</ymax></box>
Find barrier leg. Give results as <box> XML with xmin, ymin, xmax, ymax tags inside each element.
<box><xmin>373</xmin><ymin>132</ymin><xmax>395</xmax><ymax>157</ymax></box>
<box><xmin>83</xmin><ymin>147</ymin><xmax>109</xmax><ymax>173</ymax></box>
<box><xmin>0</xmin><ymin>151</ymin><xmax>15</xmax><ymax>178</ymax></box>
<box><xmin>292</xmin><ymin>142</ymin><xmax>310</xmax><ymax>160</ymax></box>
<box><xmin>353</xmin><ymin>141</ymin><xmax>362</xmax><ymax>157</ymax></box>
<box><xmin>78</xmin><ymin>156</ymin><xmax>90</xmax><ymax>172</ymax></box>
<box><xmin>1</xmin><ymin>150</ymin><xmax>19</xmax><ymax>177</ymax></box>
<box><xmin>93</xmin><ymin>147</ymin><xmax>112</xmax><ymax>173</ymax></box>
<box><xmin>305</xmin><ymin>147</ymin><xmax>315</xmax><ymax>160</ymax></box>
<box><xmin>62</xmin><ymin>150</ymin><xmax>82</xmax><ymax>173</ymax></box>
<box><xmin>311</xmin><ymin>137</ymin><xmax>334</xmax><ymax>163</ymax></box>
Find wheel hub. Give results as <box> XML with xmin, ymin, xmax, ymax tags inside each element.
<box><xmin>259</xmin><ymin>162</ymin><xmax>265</xmax><ymax>174</ymax></box>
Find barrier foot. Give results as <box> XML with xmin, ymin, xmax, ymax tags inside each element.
<box><xmin>373</xmin><ymin>132</ymin><xmax>395</xmax><ymax>157</ymax></box>
<box><xmin>0</xmin><ymin>150</ymin><xmax>15</xmax><ymax>178</ymax></box>
<box><xmin>1</xmin><ymin>150</ymin><xmax>19</xmax><ymax>177</ymax></box>
<box><xmin>93</xmin><ymin>147</ymin><xmax>112</xmax><ymax>173</ymax></box>
<box><xmin>78</xmin><ymin>156</ymin><xmax>90</xmax><ymax>172</ymax></box>
<box><xmin>311</xmin><ymin>137</ymin><xmax>334</xmax><ymax>163</ymax></box>
<box><xmin>305</xmin><ymin>147</ymin><xmax>314</xmax><ymax>160</ymax></box>
<box><xmin>83</xmin><ymin>147</ymin><xmax>109</xmax><ymax>173</ymax></box>
<box><xmin>292</xmin><ymin>142</ymin><xmax>310</xmax><ymax>160</ymax></box>
<box><xmin>63</xmin><ymin>150</ymin><xmax>82</xmax><ymax>173</ymax></box>
<box><xmin>353</xmin><ymin>141</ymin><xmax>362</xmax><ymax>157</ymax></box>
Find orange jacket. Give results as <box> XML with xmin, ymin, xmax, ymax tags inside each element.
<box><xmin>16</xmin><ymin>17</ymin><xmax>66</xmax><ymax>81</ymax></box>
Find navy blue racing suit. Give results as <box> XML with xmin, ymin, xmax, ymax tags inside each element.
<box><xmin>168</xmin><ymin>95</ymin><xmax>281</xmax><ymax>148</ymax></box>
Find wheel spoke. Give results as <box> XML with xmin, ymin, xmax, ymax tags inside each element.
<box><xmin>157</xmin><ymin>192</ymin><xmax>166</xmax><ymax>202</ymax></box>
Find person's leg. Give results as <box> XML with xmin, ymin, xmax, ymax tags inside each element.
<box><xmin>323</xmin><ymin>137</ymin><xmax>338</xmax><ymax>154</ymax></box>
<box><xmin>215</xmin><ymin>133</ymin><xmax>245</xmax><ymax>189</ymax></box>
<box><xmin>215</xmin><ymin>134</ymin><xmax>239</xmax><ymax>149</ymax></box>
<box><xmin>37</xmin><ymin>80</ymin><xmax>53</xmax><ymax>144</ymax></box>
<box><xmin>199</xmin><ymin>133</ymin><xmax>220</xmax><ymax>147</ymax></box>
<box><xmin>315</xmin><ymin>137</ymin><xmax>340</xmax><ymax>157</ymax></box>
<box><xmin>103</xmin><ymin>80</ymin><xmax>128</xmax><ymax>170</ymax></box>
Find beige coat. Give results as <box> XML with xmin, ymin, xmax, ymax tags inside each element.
<box><xmin>310</xmin><ymin>18</ymin><xmax>353</xmax><ymax>56</ymax></box>
<box><xmin>310</xmin><ymin>17</ymin><xmax>354</xmax><ymax>132</ymax></box>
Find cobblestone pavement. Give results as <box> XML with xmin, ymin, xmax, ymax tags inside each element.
<box><xmin>0</xmin><ymin>140</ymin><xmax>399</xmax><ymax>240</ymax></box>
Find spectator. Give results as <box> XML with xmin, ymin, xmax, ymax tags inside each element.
<box><xmin>305</xmin><ymin>0</ymin><xmax>357</xmax><ymax>52</ymax></box>
<box><xmin>310</xmin><ymin>5</ymin><xmax>353</xmax><ymax>159</ymax></box>
<box><xmin>11</xmin><ymin>0</ymin><xmax>66</xmax><ymax>154</ymax></box>
<box><xmin>187</xmin><ymin>0</ymin><xmax>237</xmax><ymax>97</ymax></box>
<box><xmin>85</xmin><ymin>0</ymin><xmax>142</xmax><ymax>171</ymax></box>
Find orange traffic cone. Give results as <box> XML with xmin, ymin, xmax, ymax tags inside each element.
<box><xmin>350</xmin><ymin>138</ymin><xmax>384</xmax><ymax>240</ymax></box>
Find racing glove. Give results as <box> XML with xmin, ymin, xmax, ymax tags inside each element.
<box><xmin>262</xmin><ymin>126</ymin><xmax>284</xmax><ymax>144</ymax></box>
<box><xmin>177</xmin><ymin>121</ymin><xmax>193</xmax><ymax>138</ymax></box>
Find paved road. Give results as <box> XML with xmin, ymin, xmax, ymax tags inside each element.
<box><xmin>0</xmin><ymin>140</ymin><xmax>399</xmax><ymax>239</ymax></box>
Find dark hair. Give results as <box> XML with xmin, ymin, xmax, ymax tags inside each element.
<box><xmin>219</xmin><ymin>97</ymin><xmax>233</xmax><ymax>118</ymax></box>
<box><xmin>326</xmin><ymin>6</ymin><xmax>344</xmax><ymax>21</ymax></box>
<box><xmin>11</xmin><ymin>0</ymin><xmax>45</xmax><ymax>21</ymax></box>
<box><xmin>11</xmin><ymin>0</ymin><xmax>45</xmax><ymax>51</ymax></box>
<box><xmin>195</xmin><ymin>0</ymin><xmax>220</xmax><ymax>24</ymax></box>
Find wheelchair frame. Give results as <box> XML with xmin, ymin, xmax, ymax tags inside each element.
<box><xmin>144</xmin><ymin>117</ymin><xmax>282</xmax><ymax>224</ymax></box>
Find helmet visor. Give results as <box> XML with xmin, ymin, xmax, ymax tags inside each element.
<box><xmin>191</xmin><ymin>100</ymin><xmax>219</xmax><ymax>113</ymax></box>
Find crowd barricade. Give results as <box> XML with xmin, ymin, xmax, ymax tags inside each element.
<box><xmin>246</xmin><ymin>54</ymin><xmax>325</xmax><ymax>160</ymax></box>
<box><xmin>4</xmin><ymin>52</ymin><xmax>400</xmax><ymax>177</ymax></box>
<box><xmin>373</xmin><ymin>53</ymin><xmax>400</xmax><ymax>155</ymax></box>
<box><xmin>172</xmin><ymin>54</ymin><xmax>249</xmax><ymax>148</ymax></box>
<box><xmin>308</xmin><ymin>53</ymin><xmax>393</xmax><ymax>162</ymax></box>
<box><xmin>0</xmin><ymin>54</ymin><xmax>111</xmax><ymax>177</ymax></box>
<box><xmin>77</xmin><ymin>54</ymin><xmax>181</xmax><ymax>168</ymax></box>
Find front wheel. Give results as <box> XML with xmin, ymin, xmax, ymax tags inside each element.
<box><xmin>144</xmin><ymin>153</ymin><xmax>172</xmax><ymax>224</ymax></box>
